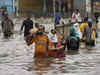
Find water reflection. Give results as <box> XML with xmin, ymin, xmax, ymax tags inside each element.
<box><xmin>28</xmin><ymin>57</ymin><xmax>54</xmax><ymax>75</ymax></box>
<box><xmin>27</xmin><ymin>57</ymin><xmax>68</xmax><ymax>75</ymax></box>
<box><xmin>0</xmin><ymin>27</ymin><xmax>100</xmax><ymax>75</ymax></box>
<box><xmin>67</xmin><ymin>50</ymin><xmax>79</xmax><ymax>55</ymax></box>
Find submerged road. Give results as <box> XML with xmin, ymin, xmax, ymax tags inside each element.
<box><xmin>0</xmin><ymin>19</ymin><xmax>100</xmax><ymax>75</ymax></box>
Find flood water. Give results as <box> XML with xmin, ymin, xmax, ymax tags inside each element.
<box><xmin>0</xmin><ymin>19</ymin><xmax>100</xmax><ymax>75</ymax></box>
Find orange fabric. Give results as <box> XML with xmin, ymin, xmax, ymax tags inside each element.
<box><xmin>48</xmin><ymin>50</ymin><xmax>57</xmax><ymax>58</ymax></box>
<box><xmin>48</xmin><ymin>42</ymin><xmax>57</xmax><ymax>57</ymax></box>
<box><xmin>80</xmin><ymin>22</ymin><xmax>88</xmax><ymax>32</ymax></box>
<box><xmin>80</xmin><ymin>22</ymin><xmax>88</xmax><ymax>41</ymax></box>
<box><xmin>91</xmin><ymin>30</ymin><xmax>96</xmax><ymax>40</ymax></box>
<box><xmin>27</xmin><ymin>34</ymin><xmax>50</xmax><ymax>57</ymax></box>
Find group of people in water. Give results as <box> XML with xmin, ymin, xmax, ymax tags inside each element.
<box><xmin>0</xmin><ymin>9</ymin><xmax>98</xmax><ymax>58</ymax></box>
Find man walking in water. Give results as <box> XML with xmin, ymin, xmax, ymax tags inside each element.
<box><xmin>1</xmin><ymin>15</ymin><xmax>14</xmax><ymax>39</ymax></box>
<box><xmin>20</xmin><ymin>15</ymin><xmax>33</xmax><ymax>40</ymax></box>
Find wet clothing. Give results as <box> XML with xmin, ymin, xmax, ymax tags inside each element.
<box><xmin>1</xmin><ymin>19</ymin><xmax>14</xmax><ymax>38</ymax></box>
<box><xmin>48</xmin><ymin>33</ymin><xmax>58</xmax><ymax>47</ymax></box>
<box><xmin>84</xmin><ymin>26</ymin><xmax>96</xmax><ymax>46</ymax></box>
<box><xmin>80</xmin><ymin>22</ymin><xmax>88</xmax><ymax>32</ymax></box>
<box><xmin>80</xmin><ymin>22</ymin><xmax>88</xmax><ymax>41</ymax></box>
<box><xmin>56</xmin><ymin>42</ymin><xmax>66</xmax><ymax>58</ymax></box>
<box><xmin>21</xmin><ymin>19</ymin><xmax>33</xmax><ymax>37</ymax></box>
<box><xmin>48</xmin><ymin>33</ymin><xmax>58</xmax><ymax>43</ymax></box>
<box><xmin>67</xmin><ymin>26</ymin><xmax>80</xmax><ymax>50</ymax></box>
<box><xmin>74</xmin><ymin>23</ymin><xmax>82</xmax><ymax>39</ymax></box>
<box><xmin>67</xmin><ymin>37</ymin><xmax>80</xmax><ymax>50</ymax></box>
<box><xmin>27</xmin><ymin>34</ymin><xmax>50</xmax><ymax>57</ymax></box>
<box><xmin>69</xmin><ymin>26</ymin><xmax>79</xmax><ymax>38</ymax></box>
<box><xmin>48</xmin><ymin>42</ymin><xmax>66</xmax><ymax>58</ymax></box>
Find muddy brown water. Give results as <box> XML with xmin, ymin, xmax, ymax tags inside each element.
<box><xmin>0</xmin><ymin>23</ymin><xmax>100</xmax><ymax>75</ymax></box>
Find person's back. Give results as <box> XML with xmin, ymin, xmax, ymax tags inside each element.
<box><xmin>74</xmin><ymin>23</ymin><xmax>82</xmax><ymax>39</ymax></box>
<box><xmin>80</xmin><ymin>17</ymin><xmax>88</xmax><ymax>41</ymax></box>
<box><xmin>84</xmin><ymin>22</ymin><xmax>93</xmax><ymax>46</ymax></box>
<box><xmin>21</xmin><ymin>18</ymin><xmax>33</xmax><ymax>37</ymax></box>
<box><xmin>67</xmin><ymin>25</ymin><xmax>80</xmax><ymax>50</ymax></box>
<box><xmin>80</xmin><ymin>22</ymin><xmax>88</xmax><ymax>33</ymax></box>
<box><xmin>70</xmin><ymin>26</ymin><xmax>79</xmax><ymax>38</ymax></box>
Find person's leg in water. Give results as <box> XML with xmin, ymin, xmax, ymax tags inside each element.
<box><xmin>66</xmin><ymin>36</ymin><xmax>71</xmax><ymax>50</ymax></box>
<box><xmin>77</xmin><ymin>37</ymin><xmax>80</xmax><ymax>50</ymax></box>
<box><xmin>8</xmin><ymin>31</ymin><xmax>13</xmax><ymax>38</ymax></box>
<box><xmin>4</xmin><ymin>32</ymin><xmax>9</xmax><ymax>39</ymax></box>
<box><xmin>90</xmin><ymin>40</ymin><xmax>95</xmax><ymax>47</ymax></box>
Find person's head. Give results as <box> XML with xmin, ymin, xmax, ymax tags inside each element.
<box><xmin>75</xmin><ymin>9</ymin><xmax>79</xmax><ymax>14</ymax></box>
<box><xmin>74</xmin><ymin>23</ymin><xmax>79</xmax><ymax>29</ymax></box>
<box><xmin>4</xmin><ymin>16</ymin><xmax>9</xmax><ymax>20</ymax></box>
<box><xmin>84</xmin><ymin>17</ymin><xmax>88</xmax><ymax>22</ymax></box>
<box><xmin>88</xmin><ymin>22</ymin><xmax>92</xmax><ymax>28</ymax></box>
<box><xmin>35</xmin><ymin>23</ymin><xmax>39</xmax><ymax>29</ymax></box>
<box><xmin>69</xmin><ymin>19</ymin><xmax>72</xmax><ymax>23</ymax></box>
<box><xmin>37</xmin><ymin>25</ymin><xmax>45</xmax><ymax>35</ymax></box>
<box><xmin>27</xmin><ymin>15</ymin><xmax>31</xmax><ymax>20</ymax></box>
<box><xmin>51</xmin><ymin>29</ymin><xmax>56</xmax><ymax>34</ymax></box>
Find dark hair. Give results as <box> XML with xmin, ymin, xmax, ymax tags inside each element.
<box><xmin>51</xmin><ymin>29</ymin><xmax>56</xmax><ymax>33</ymax></box>
<box><xmin>35</xmin><ymin>23</ymin><xmax>39</xmax><ymax>28</ymax></box>
<box><xmin>84</xmin><ymin>17</ymin><xmax>88</xmax><ymax>22</ymax></box>
<box><xmin>76</xmin><ymin>9</ymin><xmax>79</xmax><ymax>12</ymax></box>
<box><xmin>88</xmin><ymin>22</ymin><xmax>92</xmax><ymax>28</ymax></box>
<box><xmin>39</xmin><ymin>25</ymin><xmax>45</xmax><ymax>31</ymax></box>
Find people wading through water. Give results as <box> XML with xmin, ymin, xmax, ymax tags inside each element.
<box><xmin>66</xmin><ymin>21</ymin><xmax>80</xmax><ymax>50</ymax></box>
<box><xmin>80</xmin><ymin>17</ymin><xmax>88</xmax><ymax>42</ymax></box>
<box><xmin>1</xmin><ymin>15</ymin><xmax>14</xmax><ymax>39</ymax></box>
<box><xmin>26</xmin><ymin>25</ymin><xmax>52</xmax><ymax>58</ymax></box>
<box><xmin>83</xmin><ymin>22</ymin><xmax>96</xmax><ymax>47</ymax></box>
<box><xmin>20</xmin><ymin>15</ymin><xmax>33</xmax><ymax>41</ymax></box>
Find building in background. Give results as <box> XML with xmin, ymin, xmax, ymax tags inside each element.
<box><xmin>18</xmin><ymin>0</ymin><xmax>73</xmax><ymax>17</ymax></box>
<box><xmin>0</xmin><ymin>0</ymin><xmax>19</xmax><ymax>17</ymax></box>
<box><xmin>13</xmin><ymin>0</ymin><xmax>19</xmax><ymax>16</ymax></box>
<box><xmin>0</xmin><ymin>0</ymin><xmax>96</xmax><ymax>17</ymax></box>
<box><xmin>0</xmin><ymin>0</ymin><xmax>13</xmax><ymax>15</ymax></box>
<box><xmin>93</xmin><ymin>0</ymin><xmax>100</xmax><ymax>13</ymax></box>
<box><xmin>19</xmin><ymin>0</ymin><xmax>42</xmax><ymax>16</ymax></box>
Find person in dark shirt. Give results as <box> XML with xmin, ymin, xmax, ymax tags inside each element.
<box><xmin>1</xmin><ymin>16</ymin><xmax>14</xmax><ymax>39</ymax></box>
<box><xmin>20</xmin><ymin>16</ymin><xmax>33</xmax><ymax>39</ymax></box>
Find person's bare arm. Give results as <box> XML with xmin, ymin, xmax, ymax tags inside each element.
<box><xmin>26</xmin><ymin>34</ymin><xmax>36</xmax><ymax>46</ymax></box>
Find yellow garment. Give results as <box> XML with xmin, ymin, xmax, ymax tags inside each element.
<box><xmin>82</xmin><ymin>36</ymin><xmax>86</xmax><ymax>41</ymax></box>
<box><xmin>91</xmin><ymin>30</ymin><xmax>96</xmax><ymax>40</ymax></box>
<box><xmin>80</xmin><ymin>22</ymin><xmax>88</xmax><ymax>41</ymax></box>
<box><xmin>96</xmin><ymin>24</ymin><xmax>98</xmax><ymax>29</ymax></box>
<box><xmin>80</xmin><ymin>22</ymin><xmax>88</xmax><ymax>32</ymax></box>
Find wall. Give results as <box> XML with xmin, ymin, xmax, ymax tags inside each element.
<box><xmin>19</xmin><ymin>0</ymin><xmax>42</xmax><ymax>16</ymax></box>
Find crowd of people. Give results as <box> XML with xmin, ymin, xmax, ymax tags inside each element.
<box><xmin>0</xmin><ymin>9</ymin><xmax>99</xmax><ymax>58</ymax></box>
